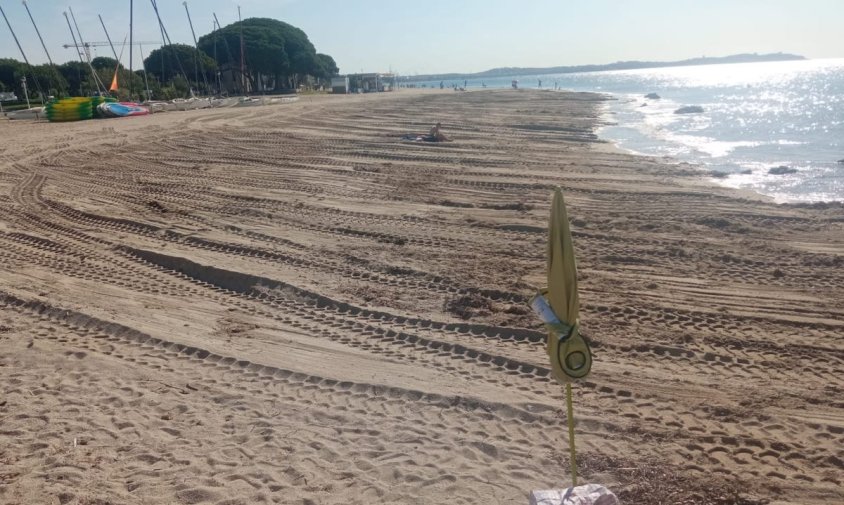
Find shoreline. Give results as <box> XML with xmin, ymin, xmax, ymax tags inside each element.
<box><xmin>595</xmin><ymin>91</ymin><xmax>844</xmax><ymax>206</ymax></box>
<box><xmin>0</xmin><ymin>89</ymin><xmax>842</xmax><ymax>504</ymax></box>
<box><xmin>593</xmin><ymin>95</ymin><xmax>780</xmax><ymax>205</ymax></box>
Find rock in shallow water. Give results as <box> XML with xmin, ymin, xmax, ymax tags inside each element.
<box><xmin>769</xmin><ymin>165</ymin><xmax>798</xmax><ymax>175</ymax></box>
<box><xmin>674</xmin><ymin>105</ymin><xmax>704</xmax><ymax>114</ymax></box>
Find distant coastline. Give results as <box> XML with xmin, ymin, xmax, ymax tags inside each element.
<box><xmin>402</xmin><ymin>52</ymin><xmax>805</xmax><ymax>82</ymax></box>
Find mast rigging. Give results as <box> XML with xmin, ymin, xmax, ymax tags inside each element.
<box><xmin>212</xmin><ymin>12</ymin><xmax>240</xmax><ymax>94</ymax></box>
<box><xmin>68</xmin><ymin>7</ymin><xmax>107</xmax><ymax>94</ymax></box>
<box><xmin>149</xmin><ymin>0</ymin><xmax>191</xmax><ymax>94</ymax></box>
<box><xmin>98</xmin><ymin>14</ymin><xmax>126</xmax><ymax>95</ymax></box>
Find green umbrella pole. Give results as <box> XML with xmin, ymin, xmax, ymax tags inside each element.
<box><xmin>566</xmin><ymin>382</ymin><xmax>578</xmax><ymax>486</ymax></box>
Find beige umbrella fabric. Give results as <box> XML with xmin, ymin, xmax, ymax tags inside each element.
<box><xmin>545</xmin><ymin>187</ymin><xmax>591</xmax><ymax>383</ymax></box>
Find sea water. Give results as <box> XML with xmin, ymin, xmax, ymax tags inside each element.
<box><xmin>417</xmin><ymin>59</ymin><xmax>844</xmax><ymax>203</ymax></box>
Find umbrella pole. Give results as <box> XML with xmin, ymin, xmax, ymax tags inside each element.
<box><xmin>565</xmin><ymin>383</ymin><xmax>578</xmax><ymax>486</ymax></box>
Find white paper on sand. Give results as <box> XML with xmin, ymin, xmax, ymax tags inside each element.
<box><xmin>529</xmin><ymin>484</ymin><xmax>619</xmax><ymax>505</ymax></box>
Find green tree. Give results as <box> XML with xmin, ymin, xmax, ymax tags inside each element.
<box><xmin>0</xmin><ymin>58</ymin><xmax>57</xmax><ymax>102</ymax></box>
<box><xmin>31</xmin><ymin>64</ymin><xmax>68</xmax><ymax>98</ymax></box>
<box><xmin>197</xmin><ymin>17</ymin><xmax>334</xmax><ymax>91</ymax></box>
<box><xmin>0</xmin><ymin>58</ymin><xmax>23</xmax><ymax>96</ymax></box>
<box><xmin>91</xmin><ymin>56</ymin><xmax>119</xmax><ymax>71</ymax></box>
<box><xmin>143</xmin><ymin>44</ymin><xmax>216</xmax><ymax>93</ymax></box>
<box><xmin>57</xmin><ymin>61</ymin><xmax>89</xmax><ymax>96</ymax></box>
<box><xmin>315</xmin><ymin>53</ymin><xmax>339</xmax><ymax>79</ymax></box>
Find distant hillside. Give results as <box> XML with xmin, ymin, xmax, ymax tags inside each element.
<box><xmin>403</xmin><ymin>52</ymin><xmax>806</xmax><ymax>82</ymax></box>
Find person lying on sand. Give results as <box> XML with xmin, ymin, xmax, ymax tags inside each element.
<box><xmin>400</xmin><ymin>123</ymin><xmax>450</xmax><ymax>143</ymax></box>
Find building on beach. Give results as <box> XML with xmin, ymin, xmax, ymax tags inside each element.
<box><xmin>218</xmin><ymin>63</ymin><xmax>252</xmax><ymax>95</ymax></box>
<box><xmin>346</xmin><ymin>73</ymin><xmax>397</xmax><ymax>93</ymax></box>
<box><xmin>330</xmin><ymin>76</ymin><xmax>350</xmax><ymax>94</ymax></box>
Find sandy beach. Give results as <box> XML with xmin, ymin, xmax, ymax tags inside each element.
<box><xmin>0</xmin><ymin>89</ymin><xmax>842</xmax><ymax>504</ymax></box>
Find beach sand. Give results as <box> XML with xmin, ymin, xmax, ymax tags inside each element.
<box><xmin>0</xmin><ymin>89</ymin><xmax>841</xmax><ymax>505</ymax></box>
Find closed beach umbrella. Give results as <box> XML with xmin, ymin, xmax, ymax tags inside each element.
<box><xmin>546</xmin><ymin>187</ymin><xmax>591</xmax><ymax>382</ymax></box>
<box><xmin>534</xmin><ymin>187</ymin><xmax>592</xmax><ymax>486</ymax></box>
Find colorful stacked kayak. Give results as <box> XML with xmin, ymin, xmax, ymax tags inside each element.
<box><xmin>97</xmin><ymin>102</ymin><xmax>150</xmax><ymax>118</ymax></box>
<box><xmin>45</xmin><ymin>97</ymin><xmax>94</xmax><ymax>122</ymax></box>
<box><xmin>45</xmin><ymin>97</ymin><xmax>118</xmax><ymax>122</ymax></box>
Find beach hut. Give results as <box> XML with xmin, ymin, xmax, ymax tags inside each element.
<box><xmin>348</xmin><ymin>73</ymin><xmax>397</xmax><ymax>93</ymax></box>
<box><xmin>219</xmin><ymin>62</ymin><xmax>251</xmax><ymax>94</ymax></box>
<box><xmin>331</xmin><ymin>76</ymin><xmax>349</xmax><ymax>94</ymax></box>
<box><xmin>0</xmin><ymin>92</ymin><xmax>17</xmax><ymax>114</ymax></box>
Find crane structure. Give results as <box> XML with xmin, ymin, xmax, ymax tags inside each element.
<box><xmin>62</xmin><ymin>41</ymin><xmax>159</xmax><ymax>62</ymax></box>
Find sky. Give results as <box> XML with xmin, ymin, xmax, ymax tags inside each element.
<box><xmin>1</xmin><ymin>0</ymin><xmax>842</xmax><ymax>75</ymax></box>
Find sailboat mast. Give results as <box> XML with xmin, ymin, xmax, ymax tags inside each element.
<box><xmin>150</xmin><ymin>0</ymin><xmax>190</xmax><ymax>93</ymax></box>
<box><xmin>129</xmin><ymin>0</ymin><xmax>134</xmax><ymax>99</ymax></box>
<box><xmin>69</xmin><ymin>7</ymin><xmax>89</xmax><ymax>60</ymax></box>
<box><xmin>63</xmin><ymin>12</ymin><xmax>85</xmax><ymax>64</ymax></box>
<box><xmin>212</xmin><ymin>12</ymin><xmax>237</xmax><ymax>94</ymax></box>
<box><xmin>1</xmin><ymin>4</ymin><xmax>32</xmax><ymax>68</ymax></box>
<box><xmin>22</xmin><ymin>0</ymin><xmax>53</xmax><ymax>66</ymax></box>
<box><xmin>238</xmin><ymin>5</ymin><xmax>245</xmax><ymax>94</ymax></box>
<box><xmin>98</xmin><ymin>14</ymin><xmax>124</xmax><ymax>97</ymax></box>
<box><xmin>213</xmin><ymin>20</ymin><xmax>219</xmax><ymax>94</ymax></box>
<box><xmin>0</xmin><ymin>3</ymin><xmax>44</xmax><ymax>104</ymax></box>
<box><xmin>22</xmin><ymin>0</ymin><xmax>56</xmax><ymax>104</ymax></box>
<box><xmin>98</xmin><ymin>15</ymin><xmax>120</xmax><ymax>60</ymax></box>
<box><xmin>150</xmin><ymin>0</ymin><xmax>166</xmax><ymax>79</ymax></box>
<box><xmin>183</xmin><ymin>1</ymin><xmax>209</xmax><ymax>95</ymax></box>
<box><xmin>68</xmin><ymin>7</ymin><xmax>106</xmax><ymax>94</ymax></box>
<box><xmin>139</xmin><ymin>44</ymin><xmax>151</xmax><ymax>101</ymax></box>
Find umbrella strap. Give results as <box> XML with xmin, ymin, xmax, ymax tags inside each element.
<box><xmin>544</xmin><ymin>321</ymin><xmax>576</xmax><ymax>342</ymax></box>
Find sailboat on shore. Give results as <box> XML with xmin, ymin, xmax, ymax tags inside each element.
<box><xmin>0</xmin><ymin>3</ymin><xmax>45</xmax><ymax>120</ymax></box>
<box><xmin>3</xmin><ymin>1</ymin><xmax>297</xmax><ymax>121</ymax></box>
<box><xmin>5</xmin><ymin>107</ymin><xmax>45</xmax><ymax>120</ymax></box>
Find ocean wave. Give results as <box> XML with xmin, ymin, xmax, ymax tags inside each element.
<box><xmin>597</xmin><ymin>60</ymin><xmax>844</xmax><ymax>202</ymax></box>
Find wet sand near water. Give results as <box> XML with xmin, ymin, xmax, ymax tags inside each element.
<box><xmin>0</xmin><ymin>89</ymin><xmax>842</xmax><ymax>504</ymax></box>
